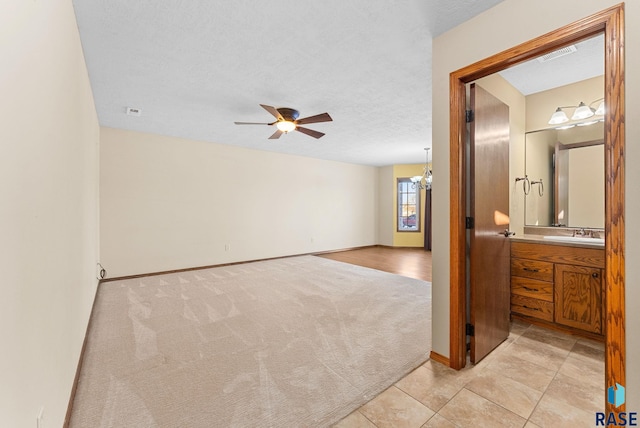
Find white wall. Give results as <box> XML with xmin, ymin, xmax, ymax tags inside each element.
<box><xmin>0</xmin><ymin>0</ymin><xmax>100</xmax><ymax>426</ymax></box>
<box><xmin>100</xmin><ymin>127</ymin><xmax>379</xmax><ymax>278</ymax></box>
<box><xmin>432</xmin><ymin>0</ymin><xmax>639</xmax><ymax>410</ymax></box>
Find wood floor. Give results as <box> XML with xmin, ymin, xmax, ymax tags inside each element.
<box><xmin>316</xmin><ymin>246</ymin><xmax>432</xmax><ymax>282</ymax></box>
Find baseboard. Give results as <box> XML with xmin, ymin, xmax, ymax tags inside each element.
<box><xmin>101</xmin><ymin>245</ymin><xmax>379</xmax><ymax>282</ymax></box>
<box><xmin>63</xmin><ymin>280</ymin><xmax>102</xmax><ymax>427</ymax></box>
<box><xmin>429</xmin><ymin>351</ymin><xmax>451</xmax><ymax>367</ymax></box>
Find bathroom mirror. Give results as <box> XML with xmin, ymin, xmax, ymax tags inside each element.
<box><xmin>524</xmin><ymin>120</ymin><xmax>604</xmax><ymax>228</ymax></box>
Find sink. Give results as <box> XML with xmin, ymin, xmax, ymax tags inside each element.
<box><xmin>542</xmin><ymin>235</ymin><xmax>604</xmax><ymax>244</ymax></box>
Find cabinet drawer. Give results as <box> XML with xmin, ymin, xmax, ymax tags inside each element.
<box><xmin>511</xmin><ymin>276</ymin><xmax>553</xmax><ymax>302</ymax></box>
<box><xmin>511</xmin><ymin>294</ymin><xmax>553</xmax><ymax>321</ymax></box>
<box><xmin>511</xmin><ymin>258</ymin><xmax>553</xmax><ymax>282</ymax></box>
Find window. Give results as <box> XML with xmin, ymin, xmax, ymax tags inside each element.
<box><xmin>397</xmin><ymin>178</ymin><xmax>420</xmax><ymax>232</ymax></box>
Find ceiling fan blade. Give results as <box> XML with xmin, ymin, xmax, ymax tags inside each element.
<box><xmin>234</xmin><ymin>121</ymin><xmax>272</xmax><ymax>125</ymax></box>
<box><xmin>295</xmin><ymin>126</ymin><xmax>325</xmax><ymax>139</ymax></box>
<box><xmin>260</xmin><ymin>104</ymin><xmax>283</xmax><ymax>120</ymax></box>
<box><xmin>268</xmin><ymin>129</ymin><xmax>284</xmax><ymax>139</ymax></box>
<box><xmin>295</xmin><ymin>112</ymin><xmax>333</xmax><ymax>125</ymax></box>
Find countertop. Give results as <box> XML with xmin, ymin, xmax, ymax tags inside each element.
<box><xmin>510</xmin><ymin>233</ymin><xmax>605</xmax><ymax>250</ymax></box>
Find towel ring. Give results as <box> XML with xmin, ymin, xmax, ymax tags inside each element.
<box><xmin>515</xmin><ymin>176</ymin><xmax>531</xmax><ymax>195</ymax></box>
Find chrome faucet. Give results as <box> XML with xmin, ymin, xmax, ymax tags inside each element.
<box><xmin>572</xmin><ymin>228</ymin><xmax>593</xmax><ymax>238</ymax></box>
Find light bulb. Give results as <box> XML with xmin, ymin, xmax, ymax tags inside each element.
<box><xmin>276</xmin><ymin>121</ymin><xmax>296</xmax><ymax>133</ymax></box>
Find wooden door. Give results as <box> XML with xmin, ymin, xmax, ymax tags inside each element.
<box><xmin>555</xmin><ymin>264</ymin><xmax>603</xmax><ymax>334</ymax></box>
<box><xmin>469</xmin><ymin>84</ymin><xmax>511</xmax><ymax>363</ymax></box>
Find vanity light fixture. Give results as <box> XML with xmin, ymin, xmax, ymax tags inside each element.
<box><xmin>547</xmin><ymin>98</ymin><xmax>604</xmax><ymax>125</ymax></box>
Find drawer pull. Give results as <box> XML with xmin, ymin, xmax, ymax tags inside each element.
<box><xmin>523</xmin><ymin>305</ymin><xmax>540</xmax><ymax>311</ymax></box>
<box><xmin>523</xmin><ymin>268</ymin><xmax>540</xmax><ymax>273</ymax></box>
<box><xmin>523</xmin><ymin>286</ymin><xmax>538</xmax><ymax>292</ymax></box>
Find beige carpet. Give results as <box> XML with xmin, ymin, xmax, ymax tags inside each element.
<box><xmin>70</xmin><ymin>255</ymin><xmax>431</xmax><ymax>427</ymax></box>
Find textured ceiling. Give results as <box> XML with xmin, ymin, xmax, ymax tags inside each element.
<box><xmin>72</xmin><ymin>0</ymin><xmax>506</xmax><ymax>166</ymax></box>
<box><xmin>72</xmin><ymin>1</ymin><xmax>603</xmax><ymax>166</ymax></box>
<box><xmin>499</xmin><ymin>35</ymin><xmax>604</xmax><ymax>96</ymax></box>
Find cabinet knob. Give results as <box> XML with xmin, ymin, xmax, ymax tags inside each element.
<box><xmin>592</xmin><ymin>272</ymin><xmax>599</xmax><ymax>278</ymax></box>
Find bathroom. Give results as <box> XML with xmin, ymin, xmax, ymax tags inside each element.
<box><xmin>472</xmin><ymin>33</ymin><xmax>607</xmax><ymax>345</ymax></box>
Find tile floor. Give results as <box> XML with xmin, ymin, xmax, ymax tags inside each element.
<box><xmin>333</xmin><ymin>320</ymin><xmax>605</xmax><ymax>428</ymax></box>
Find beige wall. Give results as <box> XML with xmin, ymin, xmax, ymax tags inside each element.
<box><xmin>0</xmin><ymin>0</ymin><xmax>100</xmax><ymax>426</ymax></box>
<box><xmin>377</xmin><ymin>166</ymin><xmax>395</xmax><ymax>246</ymax></box>
<box><xmin>568</xmin><ymin>144</ymin><xmax>605</xmax><ymax>228</ymax></box>
<box><xmin>100</xmin><ymin>128</ymin><xmax>379</xmax><ymax>278</ymax></box>
<box><xmin>432</xmin><ymin>0</ymin><xmax>639</xmax><ymax>410</ymax></box>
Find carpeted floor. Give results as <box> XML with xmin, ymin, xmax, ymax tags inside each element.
<box><xmin>70</xmin><ymin>255</ymin><xmax>432</xmax><ymax>427</ymax></box>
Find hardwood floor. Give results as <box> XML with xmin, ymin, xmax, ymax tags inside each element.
<box><xmin>316</xmin><ymin>246</ymin><xmax>432</xmax><ymax>282</ymax></box>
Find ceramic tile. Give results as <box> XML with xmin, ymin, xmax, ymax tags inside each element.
<box><xmin>506</xmin><ymin>340</ymin><xmax>568</xmax><ymax>371</ymax></box>
<box><xmin>421</xmin><ymin>413</ymin><xmax>457</xmax><ymax>428</ymax></box>
<box><xmin>524</xmin><ymin>421</ymin><xmax>542</xmax><ymax>428</ymax></box>
<box><xmin>570</xmin><ymin>339</ymin><xmax>605</xmax><ymax>363</ymax></box>
<box><xmin>422</xmin><ymin>359</ymin><xmax>480</xmax><ymax>385</ymax></box>
<box><xmin>543</xmin><ymin>372</ymin><xmax>605</xmax><ymax>414</ymax></box>
<box><xmin>333</xmin><ymin>411</ymin><xmax>377</xmax><ymax>428</ymax></box>
<box><xmin>359</xmin><ymin>386</ymin><xmax>435</xmax><ymax>428</ymax></box>
<box><xmin>509</xmin><ymin>319</ymin><xmax>530</xmax><ymax>337</ymax></box>
<box><xmin>558</xmin><ymin>354</ymin><xmax>604</xmax><ymax>388</ymax></box>
<box><xmin>529</xmin><ymin>394</ymin><xmax>597</xmax><ymax>428</ymax></box>
<box><xmin>395</xmin><ymin>366</ymin><xmax>466</xmax><ymax>411</ymax></box>
<box><xmin>516</xmin><ymin>325</ymin><xmax>577</xmax><ymax>353</ymax></box>
<box><xmin>576</xmin><ymin>337</ymin><xmax>605</xmax><ymax>351</ymax></box>
<box><xmin>465</xmin><ymin>370</ymin><xmax>542</xmax><ymax>418</ymax></box>
<box><xmin>438</xmin><ymin>389</ymin><xmax>526</xmax><ymax>428</ymax></box>
<box><xmin>485</xmin><ymin>352</ymin><xmax>556</xmax><ymax>392</ymax></box>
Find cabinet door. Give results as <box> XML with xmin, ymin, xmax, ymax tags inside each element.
<box><xmin>554</xmin><ymin>263</ymin><xmax>603</xmax><ymax>334</ymax></box>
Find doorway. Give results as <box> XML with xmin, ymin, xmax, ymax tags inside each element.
<box><xmin>448</xmin><ymin>4</ymin><xmax>625</xmax><ymax>414</ymax></box>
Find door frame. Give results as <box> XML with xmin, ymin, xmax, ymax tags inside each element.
<box><xmin>448</xmin><ymin>4</ymin><xmax>625</xmax><ymax>414</ymax></box>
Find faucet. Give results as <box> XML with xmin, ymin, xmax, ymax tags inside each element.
<box><xmin>572</xmin><ymin>228</ymin><xmax>593</xmax><ymax>237</ymax></box>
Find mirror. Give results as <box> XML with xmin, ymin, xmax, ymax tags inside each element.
<box><xmin>524</xmin><ymin>121</ymin><xmax>604</xmax><ymax>228</ymax></box>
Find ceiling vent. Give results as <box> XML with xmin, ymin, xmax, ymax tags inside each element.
<box><xmin>537</xmin><ymin>45</ymin><xmax>578</xmax><ymax>63</ymax></box>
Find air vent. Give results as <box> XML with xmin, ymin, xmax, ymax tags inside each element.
<box><xmin>126</xmin><ymin>107</ymin><xmax>142</xmax><ymax>116</ymax></box>
<box><xmin>537</xmin><ymin>45</ymin><xmax>577</xmax><ymax>63</ymax></box>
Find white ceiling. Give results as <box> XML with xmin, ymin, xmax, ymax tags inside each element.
<box><xmin>498</xmin><ymin>35</ymin><xmax>604</xmax><ymax>96</ymax></box>
<box><xmin>72</xmin><ymin>0</ymin><xmax>603</xmax><ymax>167</ymax></box>
<box><xmin>72</xmin><ymin>0</ymin><xmax>507</xmax><ymax>166</ymax></box>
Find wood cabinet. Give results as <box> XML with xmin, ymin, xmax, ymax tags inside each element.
<box><xmin>510</xmin><ymin>241</ymin><xmax>605</xmax><ymax>338</ymax></box>
<box><xmin>554</xmin><ymin>263</ymin><xmax>603</xmax><ymax>334</ymax></box>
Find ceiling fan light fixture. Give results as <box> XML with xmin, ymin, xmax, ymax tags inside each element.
<box><xmin>571</xmin><ymin>102</ymin><xmax>594</xmax><ymax>120</ymax></box>
<box><xmin>548</xmin><ymin>107</ymin><xmax>569</xmax><ymax>125</ymax></box>
<box><xmin>276</xmin><ymin>120</ymin><xmax>296</xmax><ymax>133</ymax></box>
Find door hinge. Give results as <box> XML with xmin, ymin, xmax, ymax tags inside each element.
<box><xmin>465</xmin><ymin>109</ymin><xmax>474</xmax><ymax>123</ymax></box>
<box><xmin>465</xmin><ymin>217</ymin><xmax>474</xmax><ymax>229</ymax></box>
<box><xmin>466</xmin><ymin>323</ymin><xmax>475</xmax><ymax>337</ymax></box>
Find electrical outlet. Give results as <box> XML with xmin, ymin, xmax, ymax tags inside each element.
<box><xmin>224</xmin><ymin>243</ymin><xmax>231</xmax><ymax>252</ymax></box>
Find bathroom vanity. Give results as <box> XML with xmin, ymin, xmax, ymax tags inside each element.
<box><xmin>510</xmin><ymin>236</ymin><xmax>605</xmax><ymax>340</ymax></box>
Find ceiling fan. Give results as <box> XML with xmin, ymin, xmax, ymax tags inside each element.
<box><xmin>234</xmin><ymin>104</ymin><xmax>332</xmax><ymax>139</ymax></box>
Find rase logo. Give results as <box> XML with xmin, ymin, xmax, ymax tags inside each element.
<box><xmin>596</xmin><ymin>383</ymin><xmax>637</xmax><ymax>426</ymax></box>
<box><xmin>609</xmin><ymin>383</ymin><xmax>626</xmax><ymax>408</ymax></box>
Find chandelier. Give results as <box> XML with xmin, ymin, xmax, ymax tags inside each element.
<box><xmin>410</xmin><ymin>148</ymin><xmax>432</xmax><ymax>190</ymax></box>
